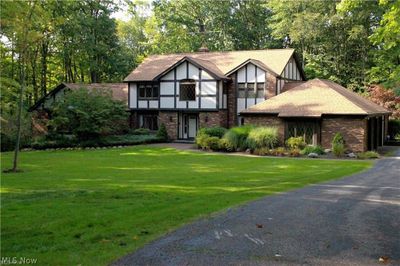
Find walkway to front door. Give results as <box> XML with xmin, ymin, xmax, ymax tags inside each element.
<box><xmin>178</xmin><ymin>113</ymin><xmax>198</xmax><ymax>140</ymax></box>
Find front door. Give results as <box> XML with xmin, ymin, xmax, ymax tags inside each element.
<box><xmin>181</xmin><ymin>113</ymin><xmax>198</xmax><ymax>139</ymax></box>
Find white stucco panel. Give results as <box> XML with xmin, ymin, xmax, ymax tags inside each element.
<box><xmin>129</xmin><ymin>83</ymin><xmax>137</xmax><ymax>108</ymax></box>
<box><xmin>138</xmin><ymin>100</ymin><xmax>147</xmax><ymax>108</ymax></box>
<box><xmin>237</xmin><ymin>67</ymin><xmax>246</xmax><ymax>82</ymax></box>
<box><xmin>160</xmin><ymin>82</ymin><xmax>174</xmax><ymax>95</ymax></box>
<box><xmin>188</xmin><ymin>63</ymin><xmax>199</xmax><ymax>79</ymax></box>
<box><xmin>160</xmin><ymin>97</ymin><xmax>174</xmax><ymax>108</ymax></box>
<box><xmin>201</xmin><ymin>81</ymin><xmax>217</xmax><ymax>95</ymax></box>
<box><xmin>247</xmin><ymin>63</ymin><xmax>256</xmax><ymax>82</ymax></box>
<box><xmin>176</xmin><ymin>62</ymin><xmax>187</xmax><ymax>80</ymax></box>
<box><xmin>201</xmin><ymin>97</ymin><xmax>217</xmax><ymax>109</ymax></box>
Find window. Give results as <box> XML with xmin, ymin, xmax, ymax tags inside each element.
<box><xmin>238</xmin><ymin>83</ymin><xmax>246</xmax><ymax>97</ymax></box>
<box><xmin>287</xmin><ymin>121</ymin><xmax>318</xmax><ymax>145</ymax></box>
<box><xmin>139</xmin><ymin>114</ymin><xmax>158</xmax><ymax>130</ymax></box>
<box><xmin>179</xmin><ymin>79</ymin><xmax>196</xmax><ymax>101</ymax></box>
<box><xmin>237</xmin><ymin>83</ymin><xmax>265</xmax><ymax>98</ymax></box>
<box><xmin>256</xmin><ymin>83</ymin><xmax>264</xmax><ymax>98</ymax></box>
<box><xmin>138</xmin><ymin>83</ymin><xmax>159</xmax><ymax>99</ymax></box>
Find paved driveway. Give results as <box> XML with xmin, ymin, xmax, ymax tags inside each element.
<box><xmin>114</xmin><ymin>149</ymin><xmax>400</xmax><ymax>266</ymax></box>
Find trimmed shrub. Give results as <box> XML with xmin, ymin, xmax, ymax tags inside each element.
<box><xmin>301</xmin><ymin>145</ymin><xmax>325</xmax><ymax>155</ymax></box>
<box><xmin>288</xmin><ymin>148</ymin><xmax>301</xmax><ymax>157</ymax></box>
<box><xmin>131</xmin><ymin>128</ymin><xmax>150</xmax><ymax>135</ymax></box>
<box><xmin>156</xmin><ymin>123</ymin><xmax>169</xmax><ymax>141</ymax></box>
<box><xmin>332</xmin><ymin>132</ymin><xmax>346</xmax><ymax>157</ymax></box>
<box><xmin>198</xmin><ymin>126</ymin><xmax>227</xmax><ymax>138</ymax></box>
<box><xmin>221</xmin><ymin>125</ymin><xmax>254</xmax><ymax>151</ymax></box>
<box><xmin>286</xmin><ymin>136</ymin><xmax>306</xmax><ymax>150</ymax></box>
<box><xmin>246</xmin><ymin>127</ymin><xmax>279</xmax><ymax>150</ymax></box>
<box><xmin>196</xmin><ymin>134</ymin><xmax>220</xmax><ymax>150</ymax></box>
<box><xmin>357</xmin><ymin>151</ymin><xmax>379</xmax><ymax>159</ymax></box>
<box><xmin>253</xmin><ymin>147</ymin><xmax>270</xmax><ymax>156</ymax></box>
<box><xmin>270</xmin><ymin>147</ymin><xmax>286</xmax><ymax>156</ymax></box>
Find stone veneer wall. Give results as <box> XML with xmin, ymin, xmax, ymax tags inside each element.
<box><xmin>266</xmin><ymin>73</ymin><xmax>277</xmax><ymax>99</ymax></box>
<box><xmin>226</xmin><ymin>79</ymin><xmax>237</xmax><ymax>128</ymax></box>
<box><xmin>159</xmin><ymin>111</ymin><xmax>178</xmax><ymax>140</ymax></box>
<box><xmin>199</xmin><ymin>111</ymin><xmax>228</xmax><ymax>129</ymax></box>
<box><xmin>321</xmin><ymin>116</ymin><xmax>367</xmax><ymax>152</ymax></box>
<box><xmin>242</xmin><ymin>115</ymin><xmax>285</xmax><ymax>143</ymax></box>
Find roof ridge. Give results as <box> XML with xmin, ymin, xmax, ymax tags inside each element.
<box><xmin>147</xmin><ymin>48</ymin><xmax>295</xmax><ymax>57</ymax></box>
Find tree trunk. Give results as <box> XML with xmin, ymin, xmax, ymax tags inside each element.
<box><xmin>41</xmin><ymin>38</ymin><xmax>48</xmax><ymax>96</ymax></box>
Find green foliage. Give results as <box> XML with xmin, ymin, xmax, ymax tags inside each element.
<box><xmin>332</xmin><ymin>132</ymin><xmax>346</xmax><ymax>157</ymax></box>
<box><xmin>156</xmin><ymin>123</ymin><xmax>169</xmax><ymax>141</ymax></box>
<box><xmin>49</xmin><ymin>88</ymin><xmax>128</xmax><ymax>140</ymax></box>
<box><xmin>195</xmin><ymin>134</ymin><xmax>220</xmax><ymax>150</ymax></box>
<box><xmin>357</xmin><ymin>151</ymin><xmax>379</xmax><ymax>159</ymax></box>
<box><xmin>0</xmin><ymin>109</ymin><xmax>32</xmax><ymax>151</ymax></box>
<box><xmin>253</xmin><ymin>147</ymin><xmax>270</xmax><ymax>156</ymax></box>
<box><xmin>288</xmin><ymin>148</ymin><xmax>301</xmax><ymax>157</ymax></box>
<box><xmin>286</xmin><ymin>136</ymin><xmax>306</xmax><ymax>150</ymax></box>
<box><xmin>221</xmin><ymin>125</ymin><xmax>254</xmax><ymax>151</ymax></box>
<box><xmin>301</xmin><ymin>145</ymin><xmax>325</xmax><ymax>155</ymax></box>
<box><xmin>131</xmin><ymin>128</ymin><xmax>150</xmax><ymax>135</ymax></box>
<box><xmin>270</xmin><ymin>147</ymin><xmax>286</xmax><ymax>156</ymax></box>
<box><xmin>198</xmin><ymin>126</ymin><xmax>227</xmax><ymax>138</ymax></box>
<box><xmin>246</xmin><ymin>127</ymin><xmax>279</xmax><ymax>150</ymax></box>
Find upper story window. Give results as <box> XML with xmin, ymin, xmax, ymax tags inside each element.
<box><xmin>179</xmin><ymin>79</ymin><xmax>196</xmax><ymax>101</ymax></box>
<box><xmin>238</xmin><ymin>83</ymin><xmax>265</xmax><ymax>98</ymax></box>
<box><xmin>138</xmin><ymin>83</ymin><xmax>159</xmax><ymax>100</ymax></box>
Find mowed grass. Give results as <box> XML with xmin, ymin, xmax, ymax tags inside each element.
<box><xmin>0</xmin><ymin>146</ymin><xmax>371</xmax><ymax>265</ymax></box>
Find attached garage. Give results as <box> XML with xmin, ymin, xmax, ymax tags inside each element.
<box><xmin>241</xmin><ymin>79</ymin><xmax>391</xmax><ymax>152</ymax></box>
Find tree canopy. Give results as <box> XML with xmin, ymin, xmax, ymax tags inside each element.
<box><xmin>1</xmin><ymin>0</ymin><xmax>399</xmax><ymax>108</ymax></box>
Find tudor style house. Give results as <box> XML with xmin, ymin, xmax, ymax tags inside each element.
<box><xmin>124</xmin><ymin>49</ymin><xmax>304</xmax><ymax>140</ymax></box>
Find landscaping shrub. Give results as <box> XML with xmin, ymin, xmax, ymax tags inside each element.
<box><xmin>196</xmin><ymin>134</ymin><xmax>220</xmax><ymax>150</ymax></box>
<box><xmin>156</xmin><ymin>123</ymin><xmax>169</xmax><ymax>141</ymax></box>
<box><xmin>131</xmin><ymin>128</ymin><xmax>150</xmax><ymax>135</ymax></box>
<box><xmin>288</xmin><ymin>148</ymin><xmax>301</xmax><ymax>157</ymax></box>
<box><xmin>286</xmin><ymin>136</ymin><xmax>306</xmax><ymax>150</ymax></box>
<box><xmin>246</xmin><ymin>127</ymin><xmax>279</xmax><ymax>150</ymax></box>
<box><xmin>221</xmin><ymin>125</ymin><xmax>253</xmax><ymax>151</ymax></box>
<box><xmin>253</xmin><ymin>147</ymin><xmax>270</xmax><ymax>156</ymax></box>
<box><xmin>357</xmin><ymin>151</ymin><xmax>379</xmax><ymax>159</ymax></box>
<box><xmin>48</xmin><ymin>88</ymin><xmax>128</xmax><ymax>140</ymax></box>
<box><xmin>198</xmin><ymin>126</ymin><xmax>227</xmax><ymax>138</ymax></box>
<box><xmin>1</xmin><ymin>110</ymin><xmax>32</xmax><ymax>152</ymax></box>
<box><xmin>270</xmin><ymin>147</ymin><xmax>286</xmax><ymax>156</ymax></box>
<box><xmin>301</xmin><ymin>145</ymin><xmax>325</xmax><ymax>155</ymax></box>
<box><xmin>332</xmin><ymin>132</ymin><xmax>346</xmax><ymax>157</ymax></box>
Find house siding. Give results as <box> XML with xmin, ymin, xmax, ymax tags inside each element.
<box><xmin>321</xmin><ymin>116</ymin><xmax>367</xmax><ymax>152</ymax></box>
<box><xmin>159</xmin><ymin>111</ymin><xmax>178</xmax><ymax>140</ymax></box>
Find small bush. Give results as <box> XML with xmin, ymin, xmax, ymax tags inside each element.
<box><xmin>131</xmin><ymin>128</ymin><xmax>150</xmax><ymax>135</ymax></box>
<box><xmin>270</xmin><ymin>147</ymin><xmax>286</xmax><ymax>156</ymax></box>
<box><xmin>221</xmin><ymin>125</ymin><xmax>253</xmax><ymax>151</ymax></box>
<box><xmin>286</xmin><ymin>136</ymin><xmax>306</xmax><ymax>150</ymax></box>
<box><xmin>301</xmin><ymin>145</ymin><xmax>325</xmax><ymax>155</ymax></box>
<box><xmin>198</xmin><ymin>126</ymin><xmax>227</xmax><ymax>138</ymax></box>
<box><xmin>357</xmin><ymin>151</ymin><xmax>379</xmax><ymax>159</ymax></box>
<box><xmin>156</xmin><ymin>123</ymin><xmax>169</xmax><ymax>141</ymax></box>
<box><xmin>332</xmin><ymin>133</ymin><xmax>346</xmax><ymax>157</ymax></box>
<box><xmin>253</xmin><ymin>147</ymin><xmax>270</xmax><ymax>156</ymax></box>
<box><xmin>288</xmin><ymin>148</ymin><xmax>301</xmax><ymax>157</ymax></box>
<box><xmin>246</xmin><ymin>127</ymin><xmax>279</xmax><ymax>150</ymax></box>
<box><xmin>196</xmin><ymin>135</ymin><xmax>220</xmax><ymax>150</ymax></box>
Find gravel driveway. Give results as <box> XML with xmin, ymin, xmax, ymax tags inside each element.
<box><xmin>113</xmin><ymin>149</ymin><xmax>400</xmax><ymax>266</ymax></box>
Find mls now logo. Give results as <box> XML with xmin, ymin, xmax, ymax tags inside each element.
<box><xmin>0</xmin><ymin>257</ymin><xmax>38</xmax><ymax>265</ymax></box>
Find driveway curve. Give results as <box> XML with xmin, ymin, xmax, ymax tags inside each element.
<box><xmin>114</xmin><ymin>149</ymin><xmax>400</xmax><ymax>266</ymax></box>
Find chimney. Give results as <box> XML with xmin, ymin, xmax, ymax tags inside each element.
<box><xmin>198</xmin><ymin>20</ymin><xmax>209</xmax><ymax>52</ymax></box>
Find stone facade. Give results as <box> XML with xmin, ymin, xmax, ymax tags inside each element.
<box><xmin>199</xmin><ymin>111</ymin><xmax>228</xmax><ymax>128</ymax></box>
<box><xmin>159</xmin><ymin>111</ymin><xmax>178</xmax><ymax>140</ymax></box>
<box><xmin>321</xmin><ymin>116</ymin><xmax>367</xmax><ymax>152</ymax></box>
<box><xmin>266</xmin><ymin>73</ymin><xmax>277</xmax><ymax>99</ymax></box>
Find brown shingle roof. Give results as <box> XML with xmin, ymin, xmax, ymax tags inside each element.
<box><xmin>64</xmin><ymin>83</ymin><xmax>128</xmax><ymax>102</ymax></box>
<box><xmin>241</xmin><ymin>79</ymin><xmax>390</xmax><ymax>117</ymax></box>
<box><xmin>124</xmin><ymin>49</ymin><xmax>295</xmax><ymax>82</ymax></box>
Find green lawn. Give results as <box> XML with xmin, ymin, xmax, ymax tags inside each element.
<box><xmin>0</xmin><ymin>146</ymin><xmax>371</xmax><ymax>265</ymax></box>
